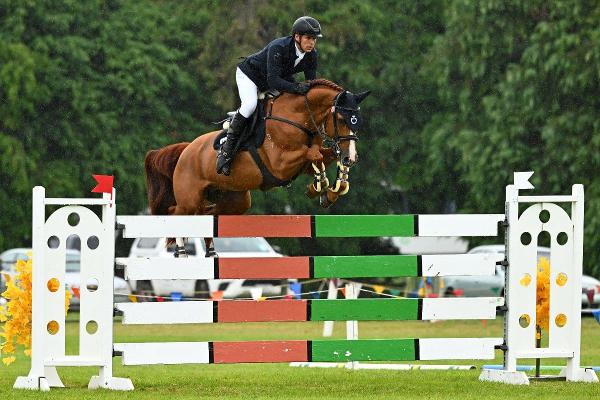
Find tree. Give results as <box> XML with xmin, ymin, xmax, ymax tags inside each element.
<box><xmin>422</xmin><ymin>0</ymin><xmax>600</xmax><ymax>274</ymax></box>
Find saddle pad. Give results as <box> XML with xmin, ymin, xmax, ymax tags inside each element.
<box><xmin>213</xmin><ymin>100</ymin><xmax>268</xmax><ymax>152</ymax></box>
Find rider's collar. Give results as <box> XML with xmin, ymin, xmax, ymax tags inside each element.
<box><xmin>295</xmin><ymin>43</ymin><xmax>306</xmax><ymax>58</ymax></box>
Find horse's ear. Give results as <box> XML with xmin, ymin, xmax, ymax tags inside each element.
<box><xmin>354</xmin><ymin>91</ymin><xmax>371</xmax><ymax>104</ymax></box>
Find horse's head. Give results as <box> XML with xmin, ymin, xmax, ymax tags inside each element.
<box><xmin>325</xmin><ymin>89</ymin><xmax>370</xmax><ymax>167</ymax></box>
<box><xmin>299</xmin><ymin>81</ymin><xmax>371</xmax><ymax>207</ymax></box>
<box><xmin>304</xmin><ymin>81</ymin><xmax>370</xmax><ymax>167</ymax></box>
<box><xmin>266</xmin><ymin>80</ymin><xmax>370</xmax><ymax>207</ymax></box>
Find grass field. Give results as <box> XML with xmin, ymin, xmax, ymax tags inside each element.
<box><xmin>2</xmin><ymin>315</ymin><xmax>600</xmax><ymax>399</ymax></box>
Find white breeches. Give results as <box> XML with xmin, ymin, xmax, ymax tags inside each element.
<box><xmin>236</xmin><ymin>67</ymin><xmax>258</xmax><ymax>118</ymax></box>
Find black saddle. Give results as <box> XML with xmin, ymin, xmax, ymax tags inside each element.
<box><xmin>213</xmin><ymin>91</ymin><xmax>295</xmax><ymax>189</ymax></box>
<box><xmin>213</xmin><ymin>92</ymin><xmax>279</xmax><ymax>152</ymax></box>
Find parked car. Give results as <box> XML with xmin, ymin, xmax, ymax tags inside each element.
<box><xmin>0</xmin><ymin>248</ymin><xmax>132</xmax><ymax>308</ymax></box>
<box><xmin>0</xmin><ymin>272</ymin><xmax>6</xmax><ymax>305</ymax></box>
<box><xmin>127</xmin><ymin>237</ymin><xmax>289</xmax><ymax>299</ymax></box>
<box><xmin>582</xmin><ymin>275</ymin><xmax>600</xmax><ymax>309</ymax></box>
<box><xmin>442</xmin><ymin>245</ymin><xmax>600</xmax><ymax>308</ymax></box>
<box><xmin>0</xmin><ymin>270</ymin><xmax>6</xmax><ymax>297</ymax></box>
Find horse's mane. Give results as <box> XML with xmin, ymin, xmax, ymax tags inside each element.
<box><xmin>307</xmin><ymin>79</ymin><xmax>344</xmax><ymax>91</ymax></box>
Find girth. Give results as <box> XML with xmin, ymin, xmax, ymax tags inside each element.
<box><xmin>247</xmin><ymin>146</ymin><xmax>294</xmax><ymax>190</ymax></box>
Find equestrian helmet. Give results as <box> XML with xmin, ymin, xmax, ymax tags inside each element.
<box><xmin>292</xmin><ymin>16</ymin><xmax>323</xmax><ymax>37</ymax></box>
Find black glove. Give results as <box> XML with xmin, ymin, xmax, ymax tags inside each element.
<box><xmin>293</xmin><ymin>82</ymin><xmax>311</xmax><ymax>95</ymax></box>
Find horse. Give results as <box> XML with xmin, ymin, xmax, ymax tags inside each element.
<box><xmin>144</xmin><ymin>79</ymin><xmax>370</xmax><ymax>256</ymax></box>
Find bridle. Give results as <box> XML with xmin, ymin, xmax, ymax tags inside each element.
<box><xmin>307</xmin><ymin>91</ymin><xmax>360</xmax><ymax>160</ymax></box>
<box><xmin>264</xmin><ymin>90</ymin><xmax>360</xmax><ymax>164</ymax></box>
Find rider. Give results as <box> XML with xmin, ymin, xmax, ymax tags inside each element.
<box><xmin>216</xmin><ymin>16</ymin><xmax>323</xmax><ymax>176</ymax></box>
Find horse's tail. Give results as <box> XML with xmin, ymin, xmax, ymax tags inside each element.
<box><xmin>144</xmin><ymin>142</ymin><xmax>189</xmax><ymax>215</ymax></box>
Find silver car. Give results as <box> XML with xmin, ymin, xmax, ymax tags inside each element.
<box><xmin>127</xmin><ymin>237</ymin><xmax>289</xmax><ymax>299</ymax></box>
<box><xmin>442</xmin><ymin>245</ymin><xmax>600</xmax><ymax>309</ymax></box>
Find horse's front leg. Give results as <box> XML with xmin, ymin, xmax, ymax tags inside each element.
<box><xmin>305</xmin><ymin>161</ymin><xmax>329</xmax><ymax>199</ymax></box>
<box><xmin>320</xmin><ymin>161</ymin><xmax>351</xmax><ymax>208</ymax></box>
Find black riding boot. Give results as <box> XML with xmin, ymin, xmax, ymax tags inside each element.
<box><xmin>216</xmin><ymin>111</ymin><xmax>248</xmax><ymax>176</ymax></box>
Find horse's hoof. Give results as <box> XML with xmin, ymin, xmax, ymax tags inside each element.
<box><xmin>305</xmin><ymin>189</ymin><xmax>318</xmax><ymax>199</ymax></box>
<box><xmin>174</xmin><ymin>245</ymin><xmax>188</xmax><ymax>258</ymax></box>
<box><xmin>205</xmin><ymin>249</ymin><xmax>218</xmax><ymax>258</ymax></box>
<box><xmin>319</xmin><ymin>193</ymin><xmax>332</xmax><ymax>208</ymax></box>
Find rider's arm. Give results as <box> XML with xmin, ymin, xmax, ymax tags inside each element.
<box><xmin>267</xmin><ymin>44</ymin><xmax>299</xmax><ymax>93</ymax></box>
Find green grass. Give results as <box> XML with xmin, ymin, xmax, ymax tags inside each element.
<box><xmin>2</xmin><ymin>316</ymin><xmax>600</xmax><ymax>399</ymax></box>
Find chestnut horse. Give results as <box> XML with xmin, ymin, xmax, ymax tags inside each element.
<box><xmin>144</xmin><ymin>79</ymin><xmax>369</xmax><ymax>255</ymax></box>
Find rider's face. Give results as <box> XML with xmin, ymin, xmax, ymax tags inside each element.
<box><xmin>295</xmin><ymin>34</ymin><xmax>317</xmax><ymax>52</ymax></box>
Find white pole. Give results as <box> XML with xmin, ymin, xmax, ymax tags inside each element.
<box><xmin>322</xmin><ymin>279</ymin><xmax>337</xmax><ymax>337</ymax></box>
<box><xmin>566</xmin><ymin>184</ymin><xmax>584</xmax><ymax>379</ymax></box>
<box><xmin>345</xmin><ymin>282</ymin><xmax>360</xmax><ymax>370</ymax></box>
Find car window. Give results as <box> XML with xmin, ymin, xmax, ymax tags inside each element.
<box><xmin>2</xmin><ymin>252</ymin><xmax>26</xmax><ymax>263</ymax></box>
<box><xmin>136</xmin><ymin>238</ymin><xmax>160</xmax><ymax>249</ymax></box>
<box><xmin>213</xmin><ymin>238</ymin><xmax>273</xmax><ymax>253</ymax></box>
<box><xmin>479</xmin><ymin>250</ymin><xmax>551</xmax><ymax>263</ymax></box>
<box><xmin>1</xmin><ymin>252</ymin><xmax>29</xmax><ymax>268</ymax></box>
<box><xmin>66</xmin><ymin>259</ymin><xmax>80</xmax><ymax>272</ymax></box>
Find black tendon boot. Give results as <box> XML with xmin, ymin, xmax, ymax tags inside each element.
<box><xmin>216</xmin><ymin>111</ymin><xmax>249</xmax><ymax>176</ymax></box>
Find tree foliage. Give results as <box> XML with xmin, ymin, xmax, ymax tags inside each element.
<box><xmin>422</xmin><ymin>0</ymin><xmax>600</xmax><ymax>272</ymax></box>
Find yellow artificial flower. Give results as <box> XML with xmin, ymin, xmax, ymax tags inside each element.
<box><xmin>2</xmin><ymin>356</ymin><xmax>16</xmax><ymax>366</ymax></box>
<box><xmin>536</xmin><ymin>257</ymin><xmax>550</xmax><ymax>332</ymax></box>
<box><xmin>0</xmin><ymin>256</ymin><xmax>71</xmax><ymax>365</ymax></box>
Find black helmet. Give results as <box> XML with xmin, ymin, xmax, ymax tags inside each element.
<box><xmin>292</xmin><ymin>16</ymin><xmax>323</xmax><ymax>38</ymax></box>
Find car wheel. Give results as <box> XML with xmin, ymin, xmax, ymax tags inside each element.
<box><xmin>195</xmin><ymin>280</ymin><xmax>210</xmax><ymax>299</ymax></box>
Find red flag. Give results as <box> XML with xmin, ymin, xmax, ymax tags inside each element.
<box><xmin>91</xmin><ymin>174</ymin><xmax>114</xmax><ymax>194</ymax></box>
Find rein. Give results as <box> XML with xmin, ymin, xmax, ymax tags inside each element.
<box><xmin>264</xmin><ymin>115</ymin><xmax>318</xmax><ymax>140</ymax></box>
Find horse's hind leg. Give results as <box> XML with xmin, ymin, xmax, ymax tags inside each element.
<box><xmin>200</xmin><ymin>191</ymin><xmax>252</xmax><ymax>258</ymax></box>
<box><xmin>170</xmin><ymin>181</ymin><xmax>211</xmax><ymax>257</ymax></box>
<box><xmin>204</xmin><ymin>238</ymin><xmax>217</xmax><ymax>257</ymax></box>
<box><xmin>213</xmin><ymin>190</ymin><xmax>252</xmax><ymax>215</ymax></box>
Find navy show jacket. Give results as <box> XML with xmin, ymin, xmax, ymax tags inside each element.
<box><xmin>238</xmin><ymin>36</ymin><xmax>317</xmax><ymax>93</ymax></box>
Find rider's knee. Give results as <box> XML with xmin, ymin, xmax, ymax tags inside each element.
<box><xmin>239</xmin><ymin>99</ymin><xmax>257</xmax><ymax>118</ymax></box>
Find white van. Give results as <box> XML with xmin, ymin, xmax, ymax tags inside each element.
<box><xmin>127</xmin><ymin>237</ymin><xmax>289</xmax><ymax>299</ymax></box>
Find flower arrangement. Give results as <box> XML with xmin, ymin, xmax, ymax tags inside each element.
<box><xmin>0</xmin><ymin>256</ymin><xmax>72</xmax><ymax>365</ymax></box>
<box><xmin>536</xmin><ymin>256</ymin><xmax>550</xmax><ymax>336</ymax></box>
